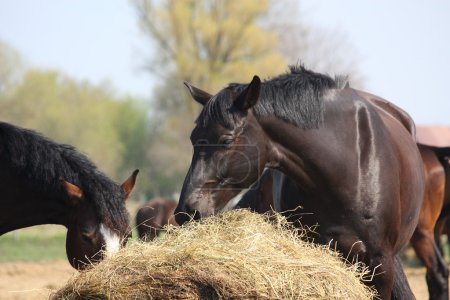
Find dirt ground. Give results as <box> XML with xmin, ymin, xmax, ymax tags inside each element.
<box><xmin>0</xmin><ymin>261</ymin><xmax>433</xmax><ymax>299</ymax></box>
<box><xmin>0</xmin><ymin>261</ymin><xmax>76</xmax><ymax>300</ymax></box>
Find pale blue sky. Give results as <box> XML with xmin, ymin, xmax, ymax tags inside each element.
<box><xmin>1</xmin><ymin>0</ymin><xmax>449</xmax><ymax>125</ymax></box>
<box><xmin>0</xmin><ymin>0</ymin><xmax>153</xmax><ymax>95</ymax></box>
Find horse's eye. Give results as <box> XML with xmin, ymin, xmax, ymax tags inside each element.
<box><xmin>196</xmin><ymin>139</ymin><xmax>209</xmax><ymax>146</ymax></box>
<box><xmin>223</xmin><ymin>139</ymin><xmax>233</xmax><ymax>145</ymax></box>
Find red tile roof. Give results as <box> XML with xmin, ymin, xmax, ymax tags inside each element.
<box><xmin>416</xmin><ymin>126</ymin><xmax>450</xmax><ymax>147</ymax></box>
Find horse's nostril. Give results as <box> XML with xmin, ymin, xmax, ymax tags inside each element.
<box><xmin>175</xmin><ymin>206</ymin><xmax>201</xmax><ymax>224</ymax></box>
<box><xmin>185</xmin><ymin>205</ymin><xmax>201</xmax><ymax>221</ymax></box>
<box><xmin>175</xmin><ymin>211</ymin><xmax>191</xmax><ymax>225</ymax></box>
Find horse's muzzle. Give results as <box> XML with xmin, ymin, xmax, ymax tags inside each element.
<box><xmin>174</xmin><ymin>207</ymin><xmax>201</xmax><ymax>225</ymax></box>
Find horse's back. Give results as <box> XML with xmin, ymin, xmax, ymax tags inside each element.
<box><xmin>354</xmin><ymin>90</ymin><xmax>416</xmax><ymax>138</ymax></box>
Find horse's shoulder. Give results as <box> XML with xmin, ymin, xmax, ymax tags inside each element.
<box><xmin>351</xmin><ymin>89</ymin><xmax>416</xmax><ymax>138</ymax></box>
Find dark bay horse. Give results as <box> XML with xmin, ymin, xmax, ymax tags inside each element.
<box><xmin>136</xmin><ymin>197</ymin><xmax>178</xmax><ymax>241</ymax></box>
<box><xmin>240</xmin><ymin>145</ymin><xmax>450</xmax><ymax>300</ymax></box>
<box><xmin>0</xmin><ymin>122</ymin><xmax>138</xmax><ymax>269</ymax></box>
<box><xmin>175</xmin><ymin>66</ymin><xmax>425</xmax><ymax>299</ymax></box>
<box><xmin>410</xmin><ymin>144</ymin><xmax>450</xmax><ymax>300</ymax></box>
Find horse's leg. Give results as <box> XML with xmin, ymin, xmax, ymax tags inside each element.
<box><xmin>366</xmin><ymin>255</ymin><xmax>397</xmax><ymax>300</ymax></box>
<box><xmin>368</xmin><ymin>254</ymin><xmax>414</xmax><ymax>300</ymax></box>
<box><xmin>434</xmin><ymin>218</ymin><xmax>446</xmax><ymax>257</ymax></box>
<box><xmin>411</xmin><ymin>227</ymin><xmax>449</xmax><ymax>300</ymax></box>
<box><xmin>391</xmin><ymin>254</ymin><xmax>415</xmax><ymax>300</ymax></box>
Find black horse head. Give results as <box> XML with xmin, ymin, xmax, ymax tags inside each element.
<box><xmin>175</xmin><ymin>76</ymin><xmax>270</xmax><ymax>224</ymax></box>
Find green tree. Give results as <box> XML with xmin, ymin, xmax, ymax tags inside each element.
<box><xmin>112</xmin><ymin>97</ymin><xmax>157</xmax><ymax>198</ymax></box>
<box><xmin>0</xmin><ymin>39</ymin><xmax>26</xmax><ymax>95</ymax></box>
<box><xmin>0</xmin><ymin>70</ymin><xmax>121</xmax><ymax>175</ymax></box>
<box><xmin>0</xmin><ymin>69</ymin><xmax>151</xmax><ymax>198</ymax></box>
<box><xmin>133</xmin><ymin>0</ymin><xmax>287</xmax><ymax>196</ymax></box>
<box><xmin>135</xmin><ymin>0</ymin><xmax>285</xmax><ymax>94</ymax></box>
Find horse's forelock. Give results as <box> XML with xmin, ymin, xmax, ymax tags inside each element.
<box><xmin>76</xmin><ymin>172</ymin><xmax>130</xmax><ymax>237</ymax></box>
<box><xmin>95</xmin><ymin>184</ymin><xmax>130</xmax><ymax>232</ymax></box>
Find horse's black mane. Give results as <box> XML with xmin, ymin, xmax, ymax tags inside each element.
<box><xmin>0</xmin><ymin>122</ymin><xmax>128</xmax><ymax>229</ymax></box>
<box><xmin>199</xmin><ymin>65</ymin><xmax>348</xmax><ymax>129</ymax></box>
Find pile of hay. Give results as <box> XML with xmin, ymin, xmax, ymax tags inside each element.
<box><xmin>53</xmin><ymin>210</ymin><xmax>376</xmax><ymax>299</ymax></box>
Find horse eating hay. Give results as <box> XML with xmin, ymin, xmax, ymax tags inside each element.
<box><xmin>0</xmin><ymin>121</ymin><xmax>138</xmax><ymax>269</ymax></box>
<box><xmin>175</xmin><ymin>66</ymin><xmax>425</xmax><ymax>299</ymax></box>
<box><xmin>52</xmin><ymin>210</ymin><xmax>376</xmax><ymax>299</ymax></box>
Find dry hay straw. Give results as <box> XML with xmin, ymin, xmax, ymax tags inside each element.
<box><xmin>53</xmin><ymin>210</ymin><xmax>376</xmax><ymax>299</ymax></box>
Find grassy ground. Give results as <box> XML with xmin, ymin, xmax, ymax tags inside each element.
<box><xmin>0</xmin><ymin>225</ymin><xmax>67</xmax><ymax>262</ymax></box>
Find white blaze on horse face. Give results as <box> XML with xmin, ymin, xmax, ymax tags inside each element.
<box><xmin>220</xmin><ymin>188</ymin><xmax>250</xmax><ymax>213</ymax></box>
<box><xmin>99</xmin><ymin>223</ymin><xmax>120</xmax><ymax>257</ymax></box>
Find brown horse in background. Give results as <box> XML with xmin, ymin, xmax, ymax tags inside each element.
<box><xmin>437</xmin><ymin>218</ymin><xmax>450</xmax><ymax>260</ymax></box>
<box><xmin>435</xmin><ymin>148</ymin><xmax>450</xmax><ymax>251</ymax></box>
<box><xmin>136</xmin><ymin>197</ymin><xmax>178</xmax><ymax>241</ymax></box>
<box><xmin>0</xmin><ymin>121</ymin><xmax>138</xmax><ymax>269</ymax></box>
<box><xmin>136</xmin><ymin>170</ymin><xmax>280</xmax><ymax>241</ymax></box>
<box><xmin>402</xmin><ymin>144</ymin><xmax>450</xmax><ymax>300</ymax></box>
<box><xmin>175</xmin><ymin>66</ymin><xmax>425</xmax><ymax>299</ymax></box>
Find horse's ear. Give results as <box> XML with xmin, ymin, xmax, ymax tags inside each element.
<box><xmin>184</xmin><ymin>82</ymin><xmax>212</xmax><ymax>105</ymax></box>
<box><xmin>61</xmin><ymin>178</ymin><xmax>83</xmax><ymax>205</ymax></box>
<box><xmin>121</xmin><ymin>169</ymin><xmax>139</xmax><ymax>200</ymax></box>
<box><xmin>234</xmin><ymin>75</ymin><xmax>261</xmax><ymax>111</ymax></box>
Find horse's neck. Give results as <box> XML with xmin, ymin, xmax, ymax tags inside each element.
<box><xmin>261</xmin><ymin>117</ymin><xmax>335</xmax><ymax>193</ymax></box>
<box><xmin>0</xmin><ymin>198</ymin><xmax>69</xmax><ymax>235</ymax></box>
<box><xmin>0</xmin><ymin>174</ymin><xmax>70</xmax><ymax>235</ymax></box>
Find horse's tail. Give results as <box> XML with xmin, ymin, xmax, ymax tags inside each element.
<box><xmin>391</xmin><ymin>255</ymin><xmax>415</xmax><ymax>300</ymax></box>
